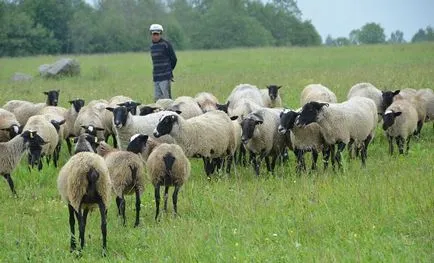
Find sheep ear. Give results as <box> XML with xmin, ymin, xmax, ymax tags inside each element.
<box><xmin>393</xmin><ymin>90</ymin><xmax>400</xmax><ymax>96</ymax></box>
<box><xmin>230</xmin><ymin>116</ymin><xmax>239</xmax><ymax>121</ymax></box>
<box><xmin>58</xmin><ymin>119</ymin><xmax>66</xmax><ymax>126</ymax></box>
<box><xmin>73</xmin><ymin>137</ymin><xmax>78</xmax><ymax>143</ymax></box>
<box><xmin>117</xmin><ymin>102</ymin><xmax>126</xmax><ymax>107</ymax></box>
<box><xmin>95</xmin><ymin>127</ymin><xmax>105</xmax><ymax>131</ymax></box>
<box><xmin>68</xmin><ymin>100</ymin><xmax>74</xmax><ymax>104</ymax></box>
<box><xmin>43</xmin><ymin>91</ymin><xmax>48</xmax><ymax>95</ymax></box>
<box><xmin>135</xmin><ymin>102</ymin><xmax>142</xmax><ymax>106</ymax></box>
<box><xmin>105</xmin><ymin>107</ymin><xmax>114</xmax><ymax>112</ymax></box>
<box><xmin>175</xmin><ymin>110</ymin><xmax>182</xmax><ymax>115</ymax></box>
<box><xmin>394</xmin><ymin>112</ymin><xmax>402</xmax><ymax>117</ymax></box>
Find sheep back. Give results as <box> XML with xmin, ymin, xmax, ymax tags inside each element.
<box><xmin>300</xmin><ymin>84</ymin><xmax>337</xmax><ymax>106</ymax></box>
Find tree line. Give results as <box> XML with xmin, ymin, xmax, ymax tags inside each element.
<box><xmin>325</xmin><ymin>23</ymin><xmax>434</xmax><ymax>47</ymax></box>
<box><xmin>0</xmin><ymin>0</ymin><xmax>322</xmax><ymax>56</ymax></box>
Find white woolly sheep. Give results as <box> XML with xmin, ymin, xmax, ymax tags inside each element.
<box><xmin>155</xmin><ymin>98</ymin><xmax>174</xmax><ymax>110</ymax></box>
<box><xmin>97</xmin><ymin>134</ymin><xmax>148</xmax><ymax>227</ymax></box>
<box><xmin>240</xmin><ymin>107</ymin><xmax>287</xmax><ymax>176</ymax></box>
<box><xmin>106</xmin><ymin>106</ymin><xmax>175</xmax><ymax>150</ymax></box>
<box><xmin>416</xmin><ymin>88</ymin><xmax>434</xmax><ymax>127</ymax></box>
<box><xmin>195</xmin><ymin>92</ymin><xmax>219</xmax><ymax>112</ymax></box>
<box><xmin>146</xmin><ymin>143</ymin><xmax>191</xmax><ymax>220</ymax></box>
<box><xmin>23</xmin><ymin>115</ymin><xmax>64</xmax><ymax>170</ymax></box>
<box><xmin>57</xmin><ymin>151</ymin><xmax>111</xmax><ymax>255</ymax></box>
<box><xmin>0</xmin><ymin>108</ymin><xmax>21</xmax><ymax>142</ymax></box>
<box><xmin>73</xmin><ymin>100</ymin><xmax>108</xmax><ymax>141</ymax></box>
<box><xmin>3</xmin><ymin>90</ymin><xmax>60</xmax><ymax>125</ymax></box>
<box><xmin>167</xmin><ymin>96</ymin><xmax>203</xmax><ymax>119</ymax></box>
<box><xmin>1</xmin><ymin>130</ymin><xmax>46</xmax><ymax>195</ymax></box>
<box><xmin>260</xmin><ymin>85</ymin><xmax>282</xmax><ymax>108</ymax></box>
<box><xmin>300</xmin><ymin>84</ymin><xmax>337</xmax><ymax>106</ymax></box>
<box><xmin>278</xmin><ymin>109</ymin><xmax>327</xmax><ymax>172</ymax></box>
<box><xmin>382</xmin><ymin>99</ymin><xmax>418</xmax><ymax>155</ymax></box>
<box><xmin>227</xmin><ymin>84</ymin><xmax>264</xmax><ymax>112</ymax></box>
<box><xmin>153</xmin><ymin>110</ymin><xmax>236</xmax><ymax>176</ymax></box>
<box><xmin>347</xmin><ymin>82</ymin><xmax>383</xmax><ymax>114</ymax></box>
<box><xmin>296</xmin><ymin>97</ymin><xmax>378</xmax><ymax>168</ymax></box>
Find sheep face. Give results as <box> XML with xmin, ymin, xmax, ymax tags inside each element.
<box><xmin>216</xmin><ymin>101</ymin><xmax>229</xmax><ymax>113</ymax></box>
<box><xmin>118</xmin><ymin>101</ymin><xmax>141</xmax><ymax>115</ymax></box>
<box><xmin>296</xmin><ymin>101</ymin><xmax>328</xmax><ymax>127</ymax></box>
<box><xmin>73</xmin><ymin>133</ymin><xmax>99</xmax><ymax>154</ymax></box>
<box><xmin>22</xmin><ymin>130</ymin><xmax>46</xmax><ymax>167</ymax></box>
<box><xmin>154</xmin><ymin>114</ymin><xmax>177</xmax><ymax>138</ymax></box>
<box><xmin>163</xmin><ymin>152</ymin><xmax>176</xmax><ymax>177</ymax></box>
<box><xmin>44</xmin><ymin>90</ymin><xmax>60</xmax><ymax>106</ymax></box>
<box><xmin>106</xmin><ymin>106</ymin><xmax>128</xmax><ymax>128</ymax></box>
<box><xmin>381</xmin><ymin>90</ymin><xmax>400</xmax><ymax>112</ymax></box>
<box><xmin>80</xmin><ymin>125</ymin><xmax>104</xmax><ymax>137</ymax></box>
<box><xmin>278</xmin><ymin>110</ymin><xmax>299</xmax><ymax>134</ymax></box>
<box><xmin>1</xmin><ymin>124</ymin><xmax>21</xmax><ymax>139</ymax></box>
<box><xmin>127</xmin><ymin>134</ymin><xmax>149</xmax><ymax>154</ymax></box>
<box><xmin>69</xmin><ymin>99</ymin><xmax>85</xmax><ymax>113</ymax></box>
<box><xmin>139</xmin><ymin>106</ymin><xmax>160</xmax><ymax>116</ymax></box>
<box><xmin>382</xmin><ymin>111</ymin><xmax>402</xmax><ymax>130</ymax></box>
<box><xmin>240</xmin><ymin>117</ymin><xmax>263</xmax><ymax>144</ymax></box>
<box><xmin>267</xmin><ymin>85</ymin><xmax>281</xmax><ymax>101</ymax></box>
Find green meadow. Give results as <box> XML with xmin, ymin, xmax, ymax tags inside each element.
<box><xmin>0</xmin><ymin>43</ymin><xmax>433</xmax><ymax>262</ymax></box>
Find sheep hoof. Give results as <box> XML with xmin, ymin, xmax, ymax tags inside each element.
<box><xmin>102</xmin><ymin>249</ymin><xmax>107</xmax><ymax>257</ymax></box>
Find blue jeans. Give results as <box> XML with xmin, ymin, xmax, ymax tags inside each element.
<box><xmin>154</xmin><ymin>80</ymin><xmax>171</xmax><ymax>101</ymax></box>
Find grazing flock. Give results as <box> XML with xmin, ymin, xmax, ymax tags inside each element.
<box><xmin>1</xmin><ymin>83</ymin><xmax>433</xmax><ymax>255</ymax></box>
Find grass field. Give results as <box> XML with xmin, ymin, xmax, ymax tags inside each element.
<box><xmin>0</xmin><ymin>43</ymin><xmax>433</xmax><ymax>262</ymax></box>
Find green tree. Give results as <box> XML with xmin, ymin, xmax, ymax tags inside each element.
<box><xmin>411</xmin><ymin>26</ymin><xmax>434</xmax><ymax>42</ymax></box>
<box><xmin>325</xmin><ymin>35</ymin><xmax>334</xmax><ymax>46</ymax></box>
<box><xmin>358</xmin><ymin>23</ymin><xmax>386</xmax><ymax>44</ymax></box>
<box><xmin>349</xmin><ymin>29</ymin><xmax>360</xmax><ymax>45</ymax></box>
<box><xmin>389</xmin><ymin>30</ymin><xmax>405</xmax><ymax>44</ymax></box>
<box><xmin>334</xmin><ymin>37</ymin><xmax>350</xmax><ymax>46</ymax></box>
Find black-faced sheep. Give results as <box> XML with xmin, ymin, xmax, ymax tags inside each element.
<box><xmin>146</xmin><ymin>143</ymin><xmax>191</xmax><ymax>220</ymax></box>
<box><xmin>260</xmin><ymin>85</ymin><xmax>282</xmax><ymax>108</ymax></box>
<box><xmin>0</xmin><ymin>108</ymin><xmax>21</xmax><ymax>142</ymax></box>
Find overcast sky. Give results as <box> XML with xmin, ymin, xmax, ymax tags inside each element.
<box><xmin>296</xmin><ymin>0</ymin><xmax>434</xmax><ymax>41</ymax></box>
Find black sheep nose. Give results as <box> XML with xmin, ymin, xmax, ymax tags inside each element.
<box><xmin>241</xmin><ymin>138</ymin><xmax>249</xmax><ymax>144</ymax></box>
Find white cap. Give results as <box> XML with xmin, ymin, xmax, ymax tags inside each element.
<box><xmin>149</xmin><ymin>24</ymin><xmax>163</xmax><ymax>33</ymax></box>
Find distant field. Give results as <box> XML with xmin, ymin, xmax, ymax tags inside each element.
<box><xmin>0</xmin><ymin>44</ymin><xmax>433</xmax><ymax>262</ymax></box>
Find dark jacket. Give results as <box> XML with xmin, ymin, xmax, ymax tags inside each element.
<box><xmin>150</xmin><ymin>38</ymin><xmax>177</xmax><ymax>82</ymax></box>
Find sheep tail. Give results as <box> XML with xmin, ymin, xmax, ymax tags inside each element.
<box><xmin>86</xmin><ymin>167</ymin><xmax>100</xmax><ymax>195</ymax></box>
<box><xmin>129</xmin><ymin>165</ymin><xmax>138</xmax><ymax>183</ymax></box>
<box><xmin>163</xmin><ymin>152</ymin><xmax>176</xmax><ymax>177</ymax></box>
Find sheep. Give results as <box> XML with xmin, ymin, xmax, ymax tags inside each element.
<box><xmin>57</xmin><ymin>151</ymin><xmax>111</xmax><ymax>255</ymax></box>
<box><xmin>347</xmin><ymin>82</ymin><xmax>383</xmax><ymax>114</ymax></box>
<box><xmin>260</xmin><ymin>85</ymin><xmax>282</xmax><ymax>108</ymax></box>
<box><xmin>39</xmin><ymin>99</ymin><xmax>85</xmax><ymax>154</ymax></box>
<box><xmin>139</xmin><ymin>104</ymin><xmax>163</xmax><ymax>116</ymax></box>
<box><xmin>392</xmin><ymin>89</ymin><xmax>427</xmax><ymax>137</ymax></box>
<box><xmin>167</xmin><ymin>96</ymin><xmax>203</xmax><ymax>119</ymax></box>
<box><xmin>153</xmin><ymin>110</ymin><xmax>236</xmax><ymax>176</ymax></box>
<box><xmin>300</xmin><ymin>84</ymin><xmax>337</xmax><ymax>106</ymax></box>
<box><xmin>0</xmin><ymin>108</ymin><xmax>21</xmax><ymax>142</ymax></box>
<box><xmin>382</xmin><ymin>99</ymin><xmax>418</xmax><ymax>155</ymax></box>
<box><xmin>195</xmin><ymin>92</ymin><xmax>219</xmax><ymax>112</ymax></box>
<box><xmin>97</xmin><ymin>134</ymin><xmax>148</xmax><ymax>227</ymax></box>
<box><xmin>146</xmin><ymin>143</ymin><xmax>191</xmax><ymax>220</ymax></box>
<box><xmin>155</xmin><ymin>98</ymin><xmax>174</xmax><ymax>109</ymax></box>
<box><xmin>1</xmin><ymin>130</ymin><xmax>46</xmax><ymax>195</ymax></box>
<box><xmin>278</xmin><ymin>109</ymin><xmax>328</xmax><ymax>172</ymax></box>
<box><xmin>416</xmin><ymin>88</ymin><xmax>434</xmax><ymax>127</ymax></box>
<box><xmin>295</xmin><ymin>97</ymin><xmax>378</xmax><ymax>168</ymax></box>
<box><xmin>73</xmin><ymin>100</ymin><xmax>108</xmax><ymax>141</ymax></box>
<box><xmin>23</xmin><ymin>115</ymin><xmax>64</xmax><ymax>170</ymax></box>
<box><xmin>73</xmin><ymin>133</ymin><xmax>100</xmax><ymax>154</ymax></box>
<box><xmin>227</xmin><ymin>84</ymin><xmax>264</xmax><ymax>112</ymax></box>
<box><xmin>240</xmin><ymin>108</ymin><xmax>287</xmax><ymax>176</ymax></box>
<box><xmin>3</xmin><ymin>90</ymin><xmax>60</xmax><ymax>125</ymax></box>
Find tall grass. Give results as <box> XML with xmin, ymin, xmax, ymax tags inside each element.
<box><xmin>0</xmin><ymin>43</ymin><xmax>433</xmax><ymax>262</ymax></box>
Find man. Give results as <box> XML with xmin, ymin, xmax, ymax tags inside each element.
<box><xmin>149</xmin><ymin>23</ymin><xmax>177</xmax><ymax>101</ymax></box>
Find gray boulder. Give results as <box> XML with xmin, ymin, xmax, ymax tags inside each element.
<box><xmin>39</xmin><ymin>58</ymin><xmax>80</xmax><ymax>78</ymax></box>
<box><xmin>11</xmin><ymin>72</ymin><xmax>33</xmax><ymax>82</ymax></box>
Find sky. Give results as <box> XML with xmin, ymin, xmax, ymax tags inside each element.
<box><xmin>295</xmin><ymin>0</ymin><xmax>434</xmax><ymax>41</ymax></box>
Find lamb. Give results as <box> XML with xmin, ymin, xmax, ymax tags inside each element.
<box><xmin>347</xmin><ymin>82</ymin><xmax>383</xmax><ymax>114</ymax></box>
<box><xmin>260</xmin><ymin>85</ymin><xmax>282</xmax><ymax>108</ymax></box>
<box><xmin>0</xmin><ymin>108</ymin><xmax>21</xmax><ymax>142</ymax></box>
<box><xmin>167</xmin><ymin>96</ymin><xmax>203</xmax><ymax>119</ymax></box>
<box><xmin>153</xmin><ymin>110</ymin><xmax>236</xmax><ymax>176</ymax></box>
<box><xmin>106</xmin><ymin>106</ymin><xmax>175</xmax><ymax>150</ymax></box>
<box><xmin>73</xmin><ymin>100</ymin><xmax>108</xmax><ymax>141</ymax></box>
<box><xmin>3</xmin><ymin>90</ymin><xmax>60</xmax><ymax>125</ymax></box>
<box><xmin>295</xmin><ymin>97</ymin><xmax>378</xmax><ymax>168</ymax></box>
<box><xmin>382</xmin><ymin>99</ymin><xmax>418</xmax><ymax>155</ymax></box>
<box><xmin>97</xmin><ymin>134</ymin><xmax>148</xmax><ymax>227</ymax></box>
<box><xmin>300</xmin><ymin>84</ymin><xmax>337</xmax><ymax>106</ymax></box>
<box><xmin>23</xmin><ymin>115</ymin><xmax>64</xmax><ymax>170</ymax></box>
<box><xmin>240</xmin><ymin>108</ymin><xmax>287</xmax><ymax>176</ymax></box>
<box><xmin>278</xmin><ymin>109</ymin><xmax>327</xmax><ymax>172</ymax></box>
<box><xmin>195</xmin><ymin>92</ymin><xmax>219</xmax><ymax>112</ymax></box>
<box><xmin>57</xmin><ymin>151</ymin><xmax>111</xmax><ymax>255</ymax></box>
<box><xmin>1</xmin><ymin>130</ymin><xmax>46</xmax><ymax>195</ymax></box>
<box><xmin>146</xmin><ymin>143</ymin><xmax>191</xmax><ymax>220</ymax></box>
<box><xmin>38</xmin><ymin>99</ymin><xmax>85</xmax><ymax>154</ymax></box>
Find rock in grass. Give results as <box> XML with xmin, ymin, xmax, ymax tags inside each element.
<box><xmin>39</xmin><ymin>58</ymin><xmax>80</xmax><ymax>78</ymax></box>
<box><xmin>11</xmin><ymin>72</ymin><xmax>33</xmax><ymax>82</ymax></box>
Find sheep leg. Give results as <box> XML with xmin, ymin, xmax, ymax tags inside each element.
<box><xmin>294</xmin><ymin>149</ymin><xmax>303</xmax><ymax>173</ymax></box>
<box><xmin>335</xmin><ymin>142</ymin><xmax>346</xmax><ymax>169</ymax></box>
<box><xmin>265</xmin><ymin>156</ymin><xmax>271</xmax><ymax>172</ymax></box>
<box><xmin>396</xmin><ymin>136</ymin><xmax>404</xmax><ymax>154</ymax></box>
<box><xmin>154</xmin><ymin>184</ymin><xmax>161</xmax><ymax>221</ymax></box>
<box><xmin>54</xmin><ymin>143</ymin><xmax>61</xmax><ymax>168</ymax></box>
<box><xmin>311</xmin><ymin>150</ymin><xmax>318</xmax><ymax>171</ymax></box>
<box><xmin>97</xmin><ymin>200</ymin><xmax>107</xmax><ymax>256</ymax></box>
<box><xmin>116</xmin><ymin>196</ymin><xmax>122</xmax><ymax>216</ymax></box>
<box><xmin>38</xmin><ymin>158</ymin><xmax>43</xmax><ymax>171</ymax></box>
<box><xmin>361</xmin><ymin>134</ymin><xmax>372</xmax><ymax>166</ymax></box>
<box><xmin>250</xmin><ymin>152</ymin><xmax>260</xmax><ymax>176</ymax></box>
<box><xmin>347</xmin><ymin>139</ymin><xmax>354</xmax><ymax>159</ymax></box>
<box><xmin>226</xmin><ymin>155</ymin><xmax>233</xmax><ymax>174</ymax></box>
<box><xmin>322</xmin><ymin>146</ymin><xmax>331</xmax><ymax>170</ymax></box>
<box><xmin>76</xmin><ymin>208</ymin><xmax>85</xmax><ymax>249</ymax></box>
<box><xmin>66</xmin><ymin>137</ymin><xmax>72</xmax><ymax>155</ymax></box>
<box><xmin>202</xmin><ymin>157</ymin><xmax>213</xmax><ymax>176</ymax></box>
<box><xmin>3</xmin><ymin>174</ymin><xmax>16</xmax><ymax>195</ymax></box>
<box><xmin>405</xmin><ymin>136</ymin><xmax>411</xmax><ymax>154</ymax></box>
<box><xmin>414</xmin><ymin>120</ymin><xmax>423</xmax><ymax>138</ymax></box>
<box><xmin>388</xmin><ymin>135</ymin><xmax>394</xmax><ymax>155</ymax></box>
<box><xmin>134</xmin><ymin>187</ymin><xmax>141</xmax><ymax>227</ymax></box>
<box><xmin>270</xmin><ymin>155</ymin><xmax>277</xmax><ymax>175</ymax></box>
<box><xmin>173</xmin><ymin>184</ymin><xmax>180</xmax><ymax>217</ymax></box>
<box><xmin>164</xmin><ymin>186</ymin><xmax>170</xmax><ymax>212</ymax></box>
<box><xmin>119</xmin><ymin>196</ymin><xmax>126</xmax><ymax>226</ymax></box>
<box><xmin>83</xmin><ymin>208</ymin><xmax>89</xmax><ymax>235</ymax></box>
<box><xmin>68</xmin><ymin>204</ymin><xmax>76</xmax><ymax>251</ymax></box>
<box><xmin>330</xmin><ymin>144</ymin><xmax>336</xmax><ymax>169</ymax></box>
